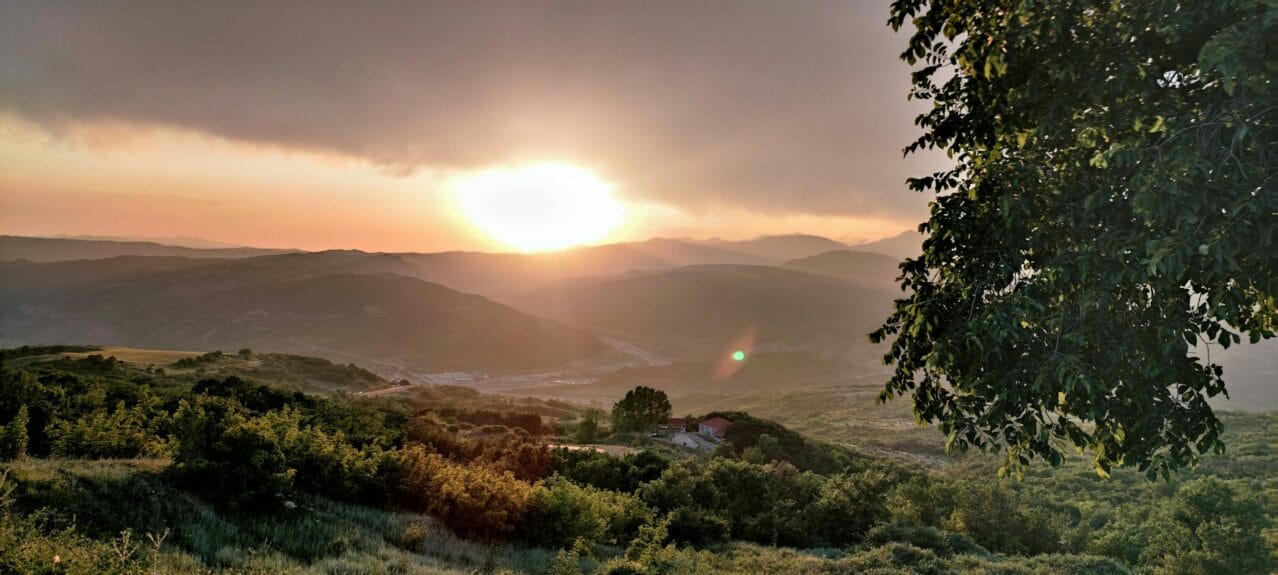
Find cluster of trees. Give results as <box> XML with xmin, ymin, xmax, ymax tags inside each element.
<box><xmin>425</xmin><ymin>406</ymin><xmax>548</xmax><ymax>435</ymax></box>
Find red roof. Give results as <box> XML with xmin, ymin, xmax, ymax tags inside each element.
<box><xmin>699</xmin><ymin>417</ymin><xmax>731</xmax><ymax>438</ymax></box>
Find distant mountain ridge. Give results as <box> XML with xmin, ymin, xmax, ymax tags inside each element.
<box><xmin>848</xmin><ymin>230</ymin><xmax>924</xmax><ymax>261</ymax></box>
<box><xmin>780</xmin><ymin>250</ymin><xmax>902</xmax><ymax>284</ymax></box>
<box><xmin>1</xmin><ymin>234</ymin><xmax>878</xmax><ymax>296</ymax></box>
<box><xmin>694</xmin><ymin>234</ymin><xmax>850</xmax><ymax>262</ymax></box>
<box><xmin>0</xmin><ymin>255</ymin><xmax>601</xmax><ymax>371</ymax></box>
<box><xmin>0</xmin><ymin>235</ymin><xmax>295</xmax><ymax>262</ymax></box>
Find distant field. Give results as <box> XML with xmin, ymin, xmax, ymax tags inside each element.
<box><xmin>4</xmin><ymin>346</ymin><xmax>202</xmax><ymax>368</ymax></box>
<box><xmin>61</xmin><ymin>346</ymin><xmax>204</xmax><ymax>365</ymax></box>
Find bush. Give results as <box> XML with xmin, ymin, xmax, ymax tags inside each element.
<box><xmin>596</xmin><ymin>559</ymin><xmax>647</xmax><ymax>575</ymax></box>
<box><xmin>942</xmin><ymin>480</ymin><xmax>1067</xmax><ymax>555</ymax></box>
<box><xmin>0</xmin><ymin>405</ymin><xmax>29</xmax><ymax>461</ymax></box>
<box><xmin>1137</xmin><ymin>478</ymin><xmax>1273</xmax><ymax>574</ymax></box>
<box><xmin>865</xmin><ymin>523</ymin><xmax>986</xmax><ymax>558</ymax></box>
<box><xmin>522</xmin><ymin>475</ymin><xmax>652</xmax><ymax>547</ymax></box>
<box><xmin>50</xmin><ymin>402</ymin><xmax>167</xmax><ymax>459</ymax></box>
<box><xmin>396</xmin><ymin>445</ymin><xmax>534</xmax><ymax>541</ymax></box>
<box><xmin>168</xmin><ymin>399</ymin><xmax>294</xmax><ymax>509</ymax></box>
<box><xmin>665</xmin><ymin>507</ymin><xmax>730</xmax><ymax>546</ymax></box>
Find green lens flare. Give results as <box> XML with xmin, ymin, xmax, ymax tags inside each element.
<box><xmin>732</xmin><ymin>350</ymin><xmax>746</xmax><ymax>362</ymax></box>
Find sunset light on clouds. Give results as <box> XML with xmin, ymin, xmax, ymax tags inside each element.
<box><xmin>0</xmin><ymin>1</ymin><xmax>940</xmax><ymax>252</ymax></box>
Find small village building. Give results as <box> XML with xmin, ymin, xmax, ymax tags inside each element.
<box><xmin>660</xmin><ymin>417</ymin><xmax>688</xmax><ymax>432</ymax></box>
<box><xmin>698</xmin><ymin>416</ymin><xmax>731</xmax><ymax>439</ymax></box>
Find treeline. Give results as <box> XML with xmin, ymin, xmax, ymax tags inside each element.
<box><xmin>0</xmin><ymin>355</ymin><xmax>1270</xmax><ymax>574</ymax></box>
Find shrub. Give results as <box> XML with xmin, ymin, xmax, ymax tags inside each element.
<box><xmin>665</xmin><ymin>507</ymin><xmax>730</xmax><ymax>546</ymax></box>
<box><xmin>865</xmin><ymin>523</ymin><xmax>986</xmax><ymax>558</ymax></box>
<box><xmin>596</xmin><ymin>559</ymin><xmax>646</xmax><ymax>575</ymax></box>
<box><xmin>401</xmin><ymin>520</ymin><xmax>430</xmax><ymax>549</ymax></box>
<box><xmin>0</xmin><ymin>405</ymin><xmax>29</xmax><ymax>461</ymax></box>
<box><xmin>396</xmin><ymin>445</ymin><xmax>534</xmax><ymax>540</ymax></box>
<box><xmin>522</xmin><ymin>475</ymin><xmax>652</xmax><ymax>547</ymax></box>
<box><xmin>592</xmin><ymin>562</ymin><xmax>644</xmax><ymax>575</ymax></box>
<box><xmin>50</xmin><ymin>402</ymin><xmax>167</xmax><ymax>459</ymax></box>
<box><xmin>168</xmin><ymin>399</ymin><xmax>294</xmax><ymax>509</ymax></box>
<box><xmin>545</xmin><ymin>547</ymin><xmax>585</xmax><ymax>575</ymax></box>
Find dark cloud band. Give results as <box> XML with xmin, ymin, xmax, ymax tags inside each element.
<box><xmin>0</xmin><ymin>0</ymin><xmax>937</xmax><ymax>218</ymax></box>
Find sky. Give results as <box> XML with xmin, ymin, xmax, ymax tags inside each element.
<box><xmin>0</xmin><ymin>0</ymin><xmax>945</xmax><ymax>253</ymax></box>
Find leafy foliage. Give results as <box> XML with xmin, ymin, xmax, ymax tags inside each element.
<box><xmin>875</xmin><ymin>0</ymin><xmax>1277</xmax><ymax>476</ymax></box>
<box><xmin>611</xmin><ymin>386</ymin><xmax>672</xmax><ymax>432</ymax></box>
<box><xmin>0</xmin><ymin>406</ymin><xmax>28</xmax><ymax>461</ymax></box>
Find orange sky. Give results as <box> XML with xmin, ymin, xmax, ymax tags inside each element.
<box><xmin>0</xmin><ymin>2</ymin><xmax>942</xmax><ymax>253</ymax></box>
<box><xmin>0</xmin><ymin>115</ymin><xmax>922</xmax><ymax>252</ymax></box>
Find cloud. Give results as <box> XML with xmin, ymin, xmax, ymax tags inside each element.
<box><xmin>0</xmin><ymin>0</ymin><xmax>940</xmax><ymax>219</ymax></box>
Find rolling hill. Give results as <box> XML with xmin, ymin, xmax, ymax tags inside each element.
<box><xmin>696</xmin><ymin>234</ymin><xmax>850</xmax><ymax>261</ymax></box>
<box><xmin>0</xmin><ymin>256</ymin><xmax>602</xmax><ymax>372</ymax></box>
<box><xmin>507</xmin><ymin>264</ymin><xmax>897</xmax><ymax>362</ymax></box>
<box><xmin>848</xmin><ymin>230</ymin><xmax>924</xmax><ymax>261</ymax></box>
<box><xmin>398</xmin><ymin>237</ymin><xmax>770</xmax><ymax>297</ymax></box>
<box><xmin>780</xmin><ymin>249</ymin><xmax>902</xmax><ymax>284</ymax></box>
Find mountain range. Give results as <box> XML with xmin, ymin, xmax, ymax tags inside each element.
<box><xmin>2</xmin><ymin>233</ymin><xmax>1272</xmax><ymax>411</ymax></box>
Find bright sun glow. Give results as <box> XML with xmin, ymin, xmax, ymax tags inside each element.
<box><xmin>451</xmin><ymin>163</ymin><xmax>625</xmax><ymax>252</ymax></box>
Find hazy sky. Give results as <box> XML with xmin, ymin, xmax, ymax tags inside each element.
<box><xmin>0</xmin><ymin>0</ymin><xmax>943</xmax><ymax>252</ymax></box>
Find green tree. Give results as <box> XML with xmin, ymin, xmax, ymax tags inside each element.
<box><xmin>874</xmin><ymin>0</ymin><xmax>1277</xmax><ymax>477</ymax></box>
<box><xmin>1140</xmin><ymin>478</ymin><xmax>1272</xmax><ymax>574</ymax></box>
<box><xmin>611</xmin><ymin>387</ymin><xmax>672</xmax><ymax>433</ymax></box>
<box><xmin>50</xmin><ymin>401</ymin><xmax>166</xmax><ymax>459</ymax></box>
<box><xmin>0</xmin><ymin>405</ymin><xmax>29</xmax><ymax>461</ymax></box>
<box><xmin>574</xmin><ymin>409</ymin><xmax>603</xmax><ymax>443</ymax></box>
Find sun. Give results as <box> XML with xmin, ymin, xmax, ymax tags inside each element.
<box><xmin>451</xmin><ymin>163</ymin><xmax>626</xmax><ymax>252</ymax></box>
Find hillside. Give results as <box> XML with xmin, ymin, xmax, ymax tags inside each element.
<box><xmin>849</xmin><ymin>230</ymin><xmax>924</xmax><ymax>261</ymax></box>
<box><xmin>0</xmin><ymin>235</ymin><xmax>294</xmax><ymax>262</ymax></box>
<box><xmin>508</xmin><ymin>264</ymin><xmax>897</xmax><ymax>361</ymax></box>
<box><xmin>0</xmin><ymin>257</ymin><xmax>602</xmax><ymax>371</ymax></box>
<box><xmin>399</xmin><ymin>237</ymin><xmax>770</xmax><ymax>297</ymax></box>
<box><xmin>696</xmin><ymin>234</ymin><xmax>850</xmax><ymax>261</ymax></box>
<box><xmin>780</xmin><ymin>249</ymin><xmax>902</xmax><ymax>284</ymax></box>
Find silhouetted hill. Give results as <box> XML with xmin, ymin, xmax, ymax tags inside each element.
<box><xmin>780</xmin><ymin>250</ymin><xmax>901</xmax><ymax>284</ymax></box>
<box><xmin>0</xmin><ymin>235</ymin><xmax>294</xmax><ymax>262</ymax></box>
<box><xmin>698</xmin><ymin>234</ymin><xmax>849</xmax><ymax>261</ymax></box>
<box><xmin>849</xmin><ymin>230</ymin><xmax>924</xmax><ymax>260</ymax></box>
<box><xmin>0</xmin><ymin>258</ymin><xmax>601</xmax><ymax>371</ymax></box>
<box><xmin>399</xmin><ymin>238</ymin><xmax>768</xmax><ymax>297</ymax></box>
<box><xmin>508</xmin><ymin>264</ymin><xmax>896</xmax><ymax>361</ymax></box>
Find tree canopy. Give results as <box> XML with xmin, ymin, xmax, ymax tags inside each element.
<box><xmin>874</xmin><ymin>0</ymin><xmax>1276</xmax><ymax>478</ymax></box>
<box><xmin>611</xmin><ymin>386</ymin><xmax>672</xmax><ymax>432</ymax></box>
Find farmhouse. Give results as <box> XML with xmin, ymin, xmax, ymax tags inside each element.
<box><xmin>660</xmin><ymin>417</ymin><xmax>688</xmax><ymax>432</ymax></box>
<box><xmin>698</xmin><ymin>416</ymin><xmax>731</xmax><ymax>439</ymax></box>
